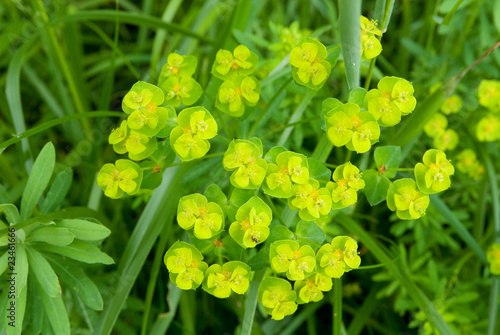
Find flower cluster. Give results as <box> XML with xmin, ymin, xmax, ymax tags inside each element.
<box><xmin>476</xmin><ymin>80</ymin><xmax>500</xmax><ymax>142</ymax></box>
<box><xmin>158</xmin><ymin>53</ymin><xmax>203</xmax><ymax>107</ymax></box>
<box><xmin>289</xmin><ymin>37</ymin><xmax>332</xmax><ymax>90</ymax></box>
<box><xmin>455</xmin><ymin>149</ymin><xmax>484</xmax><ymax>180</ymax></box>
<box><xmin>260</xmin><ymin>235</ymin><xmax>360</xmax><ymax>319</ymax></box>
<box><xmin>229</xmin><ymin>196</ymin><xmax>272</xmax><ymax>248</ymax></box>
<box><xmin>487</xmin><ymin>244</ymin><xmax>500</xmax><ymax>275</ymax></box>
<box><xmin>223</xmin><ymin>139</ymin><xmax>268</xmax><ymax>189</ymax></box>
<box><xmin>327</xmin><ymin>162</ymin><xmax>365</xmax><ymax>209</ymax></box>
<box><xmin>360</xmin><ymin>15</ymin><xmax>382</xmax><ymax>60</ymax></box>
<box><xmin>212</xmin><ymin>45</ymin><xmax>260</xmax><ymax>117</ymax></box>
<box><xmin>424</xmin><ymin>91</ymin><xmax>461</xmax><ymax>151</ymax></box>
<box><xmin>98</xmin><ymin>81</ymin><xmax>176</xmax><ymax>198</ymax></box>
<box><xmin>269</xmin><ymin>21</ymin><xmax>311</xmax><ymax>58</ymax></box>
<box><xmin>263</xmin><ymin>150</ymin><xmax>310</xmax><ymax>198</ymax></box>
<box><xmin>170</xmin><ymin>107</ymin><xmax>218</xmax><ymax>161</ymax></box>
<box><xmin>177</xmin><ymin>193</ymin><xmax>224</xmax><ymax>239</ymax></box>
<box><xmin>164</xmin><ymin>241</ymin><xmax>209</xmax><ymax>290</ymax></box>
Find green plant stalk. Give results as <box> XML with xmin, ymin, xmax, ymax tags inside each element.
<box><xmin>335</xmin><ymin>214</ymin><xmax>455</xmax><ymax>334</ymax></box>
<box><xmin>32</xmin><ymin>0</ymin><xmax>91</xmax><ymax>134</ymax></box>
<box><xmin>277</xmin><ymin>91</ymin><xmax>316</xmax><ymax>146</ymax></box>
<box><xmin>241</xmin><ymin>269</ymin><xmax>266</xmax><ymax>335</ymax></box>
<box><xmin>480</xmin><ymin>146</ymin><xmax>500</xmax><ymax>335</ymax></box>
<box><xmin>0</xmin><ymin>111</ymin><xmax>123</xmax><ymax>154</ymax></box>
<box><xmin>339</xmin><ymin>0</ymin><xmax>361</xmax><ymax>89</ymax></box>
<box><xmin>333</xmin><ymin>278</ymin><xmax>342</xmax><ymax>335</ymax></box>
<box><xmin>140</xmin><ymin>218</ymin><xmax>173</xmax><ymax>335</ymax></box>
<box><xmin>94</xmin><ymin>166</ymin><xmax>184</xmax><ymax>335</ymax></box>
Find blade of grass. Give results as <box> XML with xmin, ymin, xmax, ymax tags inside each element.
<box><xmin>241</xmin><ymin>269</ymin><xmax>266</xmax><ymax>335</ymax></box>
<box><xmin>56</xmin><ymin>10</ymin><xmax>216</xmax><ymax>45</ymax></box>
<box><xmin>0</xmin><ymin>111</ymin><xmax>123</xmax><ymax>154</ymax></box>
<box><xmin>430</xmin><ymin>195</ymin><xmax>487</xmax><ymax>264</ymax></box>
<box><xmin>346</xmin><ymin>286</ymin><xmax>379</xmax><ymax>335</ymax></box>
<box><xmin>334</xmin><ymin>214</ymin><xmax>455</xmax><ymax>334</ymax></box>
<box><xmin>277</xmin><ymin>90</ymin><xmax>316</xmax><ymax>146</ymax></box>
<box><xmin>339</xmin><ymin>0</ymin><xmax>361</xmax><ymax>89</ymax></box>
<box><xmin>94</xmin><ymin>166</ymin><xmax>184</xmax><ymax>335</ymax></box>
<box><xmin>149</xmin><ymin>282</ymin><xmax>182</xmax><ymax>335</ymax></box>
<box><xmin>333</xmin><ymin>278</ymin><xmax>342</xmax><ymax>335</ymax></box>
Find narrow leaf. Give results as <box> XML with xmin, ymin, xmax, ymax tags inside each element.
<box><xmin>20</xmin><ymin>142</ymin><xmax>55</xmax><ymax>220</ymax></box>
<box><xmin>41</xmin><ymin>167</ymin><xmax>73</xmax><ymax>214</ymax></box>
<box><xmin>26</xmin><ymin>227</ymin><xmax>75</xmax><ymax>246</ymax></box>
<box><xmin>37</xmin><ymin>280</ymin><xmax>70</xmax><ymax>335</ymax></box>
<box><xmin>363</xmin><ymin>170</ymin><xmax>391</xmax><ymax>206</ymax></box>
<box><xmin>36</xmin><ymin>240</ymin><xmax>114</xmax><ymax>265</ymax></box>
<box><xmin>339</xmin><ymin>0</ymin><xmax>361</xmax><ymax>89</ymax></box>
<box><xmin>26</xmin><ymin>247</ymin><xmax>61</xmax><ymax>297</ymax></box>
<box><xmin>57</xmin><ymin>219</ymin><xmax>111</xmax><ymax>241</ymax></box>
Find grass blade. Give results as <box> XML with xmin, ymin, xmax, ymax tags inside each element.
<box><xmin>339</xmin><ymin>0</ymin><xmax>361</xmax><ymax>89</ymax></box>
<box><xmin>241</xmin><ymin>269</ymin><xmax>266</xmax><ymax>335</ymax></box>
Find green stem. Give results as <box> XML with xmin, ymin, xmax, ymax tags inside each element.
<box><xmin>333</xmin><ymin>278</ymin><xmax>342</xmax><ymax>335</ymax></box>
<box><xmin>339</xmin><ymin>0</ymin><xmax>361</xmax><ymax>89</ymax></box>
<box><xmin>32</xmin><ymin>0</ymin><xmax>91</xmax><ymax>134</ymax></box>
<box><xmin>385</xmin><ymin>168</ymin><xmax>414</xmax><ymax>172</ymax></box>
<box><xmin>241</xmin><ymin>269</ymin><xmax>266</xmax><ymax>335</ymax></box>
<box><xmin>0</xmin><ymin>111</ymin><xmax>124</xmax><ymax>154</ymax></box>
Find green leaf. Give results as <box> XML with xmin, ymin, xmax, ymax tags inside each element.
<box><xmin>0</xmin><ymin>184</ymin><xmax>9</xmax><ymax>203</ymax></box>
<box><xmin>46</xmin><ymin>255</ymin><xmax>104</xmax><ymax>310</ymax></box>
<box><xmin>362</xmin><ymin>170</ymin><xmax>391</xmax><ymax>206</ymax></box>
<box><xmin>204</xmin><ymin>184</ymin><xmax>228</xmax><ymax>216</ymax></box>
<box><xmin>295</xmin><ymin>220</ymin><xmax>326</xmax><ymax>248</ymax></box>
<box><xmin>348</xmin><ymin>87</ymin><xmax>368</xmax><ymax>107</ymax></box>
<box><xmin>307</xmin><ymin>158</ymin><xmax>332</xmax><ymax>183</ymax></box>
<box><xmin>228</xmin><ymin>189</ymin><xmax>255</xmax><ymax>222</ymax></box>
<box><xmin>36</xmin><ymin>279</ymin><xmax>70</xmax><ymax>335</ymax></box>
<box><xmin>374</xmin><ymin>146</ymin><xmax>402</xmax><ymax>179</ymax></box>
<box><xmin>41</xmin><ymin>167</ymin><xmax>73</xmax><ymax>214</ymax></box>
<box><xmin>264</xmin><ymin>146</ymin><xmax>287</xmax><ymax>164</ymax></box>
<box><xmin>26</xmin><ymin>247</ymin><xmax>61</xmax><ymax>297</ymax></box>
<box><xmin>149</xmin><ymin>282</ymin><xmax>182</xmax><ymax>335</ymax></box>
<box><xmin>220</xmin><ymin>235</ymin><xmax>245</xmax><ymax>261</ymax></box>
<box><xmin>268</xmin><ymin>225</ymin><xmax>295</xmax><ymax>244</ymax></box>
<box><xmin>140</xmin><ymin>161</ymin><xmax>163</xmax><ymax>190</ymax></box>
<box><xmin>26</xmin><ymin>227</ymin><xmax>75</xmax><ymax>246</ymax></box>
<box><xmin>20</xmin><ymin>142</ymin><xmax>55</xmax><ymax>220</ymax></box>
<box><xmin>5</xmin><ymin>244</ymin><xmax>28</xmax><ymax>335</ymax></box>
<box><xmin>36</xmin><ymin>240</ymin><xmax>114</xmax><ymax>265</ymax></box>
<box><xmin>57</xmin><ymin>219</ymin><xmax>111</xmax><ymax>241</ymax></box>
<box><xmin>241</xmin><ymin>269</ymin><xmax>266</xmax><ymax>335</ymax></box>
<box><xmin>442</xmin><ymin>0</ymin><xmax>465</xmax><ymax>25</ymax></box>
<box><xmin>0</xmin><ymin>204</ymin><xmax>21</xmax><ymax>224</ymax></box>
<box><xmin>0</xmin><ymin>252</ymin><xmax>8</xmax><ymax>277</ymax></box>
<box><xmin>339</xmin><ymin>0</ymin><xmax>361</xmax><ymax>89</ymax></box>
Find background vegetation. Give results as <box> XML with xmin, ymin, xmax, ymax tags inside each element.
<box><xmin>1</xmin><ymin>0</ymin><xmax>500</xmax><ymax>334</ymax></box>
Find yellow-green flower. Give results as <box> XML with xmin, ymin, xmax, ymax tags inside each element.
<box><xmin>456</xmin><ymin>149</ymin><xmax>480</xmax><ymax>177</ymax></box>
<box><xmin>203</xmin><ymin>261</ymin><xmax>251</xmax><ymax>298</ymax></box>
<box><xmin>177</xmin><ymin>193</ymin><xmax>224</xmax><ymax>239</ymax></box>
<box><xmin>386</xmin><ymin>178</ymin><xmax>430</xmax><ymax>220</ymax></box>
<box><xmin>288</xmin><ymin>179</ymin><xmax>332</xmax><ymax>221</ymax></box>
<box><xmin>476</xmin><ymin>114</ymin><xmax>500</xmax><ymax>142</ymax></box>
<box><xmin>294</xmin><ymin>273</ymin><xmax>333</xmax><ymax>304</ymax></box>
<box><xmin>423</xmin><ymin>113</ymin><xmax>448</xmax><ymax>138</ymax></box>
<box><xmin>263</xmin><ymin>151</ymin><xmax>310</xmax><ymax>198</ymax></box>
<box><xmin>258</xmin><ymin>277</ymin><xmax>298</xmax><ymax>320</ymax></box>
<box><xmin>289</xmin><ymin>37</ymin><xmax>331</xmax><ymax>89</ymax></box>
<box><xmin>97</xmin><ymin>159</ymin><xmax>143</xmax><ymax>199</ymax></box>
<box><xmin>440</xmin><ymin>95</ymin><xmax>463</xmax><ymax>115</ymax></box>
<box><xmin>170</xmin><ymin>107</ymin><xmax>218</xmax><ymax>161</ymax></box>
<box><xmin>270</xmin><ymin>240</ymin><xmax>316</xmax><ymax>281</ymax></box>
<box><xmin>223</xmin><ymin>139</ymin><xmax>267</xmax><ymax>189</ymax></box>
<box><xmin>316</xmin><ymin>236</ymin><xmax>361</xmax><ymax>279</ymax></box>
<box><xmin>229</xmin><ymin>196</ymin><xmax>272</xmax><ymax>248</ymax></box>
<box><xmin>414</xmin><ymin>149</ymin><xmax>454</xmax><ymax>194</ymax></box>
<box><xmin>327</xmin><ymin>162</ymin><xmax>364</xmax><ymax>210</ymax></box>
<box><xmin>478</xmin><ymin>79</ymin><xmax>500</xmax><ymax>110</ymax></box>
<box><xmin>164</xmin><ymin>241</ymin><xmax>208</xmax><ymax>290</ymax></box>
<box><xmin>216</xmin><ymin>76</ymin><xmax>261</xmax><ymax>117</ymax></box>
<box><xmin>212</xmin><ymin>45</ymin><xmax>259</xmax><ymax>80</ymax></box>
<box><xmin>433</xmin><ymin>129</ymin><xmax>458</xmax><ymax>151</ymax></box>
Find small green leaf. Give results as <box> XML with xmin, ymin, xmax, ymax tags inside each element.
<box><xmin>295</xmin><ymin>220</ymin><xmax>326</xmax><ymax>247</ymax></box>
<box><xmin>204</xmin><ymin>184</ymin><xmax>228</xmax><ymax>216</ymax></box>
<box><xmin>374</xmin><ymin>145</ymin><xmax>402</xmax><ymax>178</ymax></box>
<box><xmin>307</xmin><ymin>158</ymin><xmax>332</xmax><ymax>183</ymax></box>
<box><xmin>0</xmin><ymin>184</ymin><xmax>9</xmax><ymax>203</ymax></box>
<box><xmin>26</xmin><ymin>227</ymin><xmax>75</xmax><ymax>246</ymax></box>
<box><xmin>246</xmin><ymin>247</ymin><xmax>270</xmax><ymax>270</ymax></box>
<box><xmin>36</xmin><ymin>240</ymin><xmax>114</xmax><ymax>264</ymax></box>
<box><xmin>362</xmin><ymin>170</ymin><xmax>391</xmax><ymax>206</ymax></box>
<box><xmin>264</xmin><ymin>146</ymin><xmax>287</xmax><ymax>164</ymax></box>
<box><xmin>268</xmin><ymin>225</ymin><xmax>294</xmax><ymax>244</ymax></box>
<box><xmin>220</xmin><ymin>235</ymin><xmax>245</xmax><ymax>261</ymax></box>
<box><xmin>36</xmin><ymin>279</ymin><xmax>70</xmax><ymax>335</ymax></box>
<box><xmin>47</xmin><ymin>255</ymin><xmax>104</xmax><ymax>310</ymax></box>
<box><xmin>26</xmin><ymin>247</ymin><xmax>61</xmax><ymax>297</ymax></box>
<box><xmin>41</xmin><ymin>167</ymin><xmax>73</xmax><ymax>214</ymax></box>
<box><xmin>0</xmin><ymin>204</ymin><xmax>20</xmax><ymax>224</ymax></box>
<box><xmin>228</xmin><ymin>189</ymin><xmax>255</xmax><ymax>222</ymax></box>
<box><xmin>0</xmin><ymin>252</ymin><xmax>8</xmax><ymax>277</ymax></box>
<box><xmin>140</xmin><ymin>161</ymin><xmax>163</xmax><ymax>190</ymax></box>
<box><xmin>20</xmin><ymin>142</ymin><xmax>56</xmax><ymax>220</ymax></box>
<box><xmin>57</xmin><ymin>219</ymin><xmax>111</xmax><ymax>241</ymax></box>
<box><xmin>348</xmin><ymin>87</ymin><xmax>368</xmax><ymax>107</ymax></box>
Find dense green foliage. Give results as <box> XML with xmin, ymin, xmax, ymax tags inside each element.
<box><xmin>1</xmin><ymin>0</ymin><xmax>500</xmax><ymax>334</ymax></box>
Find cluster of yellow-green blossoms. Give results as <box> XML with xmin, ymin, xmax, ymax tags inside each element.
<box><xmin>212</xmin><ymin>45</ymin><xmax>260</xmax><ymax>117</ymax></box>
<box><xmin>164</xmin><ymin>241</ymin><xmax>209</xmax><ymax>290</ymax></box>
<box><xmin>269</xmin><ymin>21</ymin><xmax>311</xmax><ymax>58</ymax></box>
<box><xmin>170</xmin><ymin>106</ymin><xmax>218</xmax><ymax>161</ymax></box>
<box><xmin>327</xmin><ymin>162</ymin><xmax>365</xmax><ymax>210</ymax></box>
<box><xmin>223</xmin><ymin>139</ymin><xmax>268</xmax><ymax>189</ymax></box>
<box><xmin>360</xmin><ymin>16</ymin><xmax>382</xmax><ymax>60</ymax></box>
<box><xmin>364</xmin><ymin>77</ymin><xmax>416</xmax><ymax>127</ymax></box>
<box><xmin>455</xmin><ymin>149</ymin><xmax>484</xmax><ymax>180</ymax></box>
<box><xmin>325</xmin><ymin>102</ymin><xmax>380</xmax><ymax>153</ymax></box>
<box><xmin>440</xmin><ymin>95</ymin><xmax>463</xmax><ymax>115</ymax></box>
<box><xmin>261</xmin><ymin>236</ymin><xmax>360</xmax><ymax>319</ymax></box>
<box><xmin>288</xmin><ymin>179</ymin><xmax>332</xmax><ymax>221</ymax></box>
<box><xmin>476</xmin><ymin>80</ymin><xmax>500</xmax><ymax>142</ymax></box>
<box><xmin>97</xmin><ymin>159</ymin><xmax>143</xmax><ymax>199</ymax></box>
<box><xmin>487</xmin><ymin>244</ymin><xmax>500</xmax><ymax>275</ymax></box>
<box><xmin>423</xmin><ymin>113</ymin><xmax>458</xmax><ymax>151</ymax></box>
<box><xmin>229</xmin><ymin>196</ymin><xmax>272</xmax><ymax>248</ymax></box>
<box><xmin>289</xmin><ymin>37</ymin><xmax>331</xmax><ymax>90</ymax></box>
<box><xmin>385</xmin><ymin>149</ymin><xmax>454</xmax><ymax>220</ymax></box>
<box><xmin>203</xmin><ymin>261</ymin><xmax>251</xmax><ymax>298</ymax></box>
<box><xmin>158</xmin><ymin>53</ymin><xmax>203</xmax><ymax>107</ymax></box>
<box><xmin>177</xmin><ymin>193</ymin><xmax>224</xmax><ymax>239</ymax></box>
<box><xmin>263</xmin><ymin>151</ymin><xmax>310</xmax><ymax>198</ymax></box>
<box><xmin>98</xmin><ymin>81</ymin><xmax>177</xmax><ymax>198</ymax></box>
